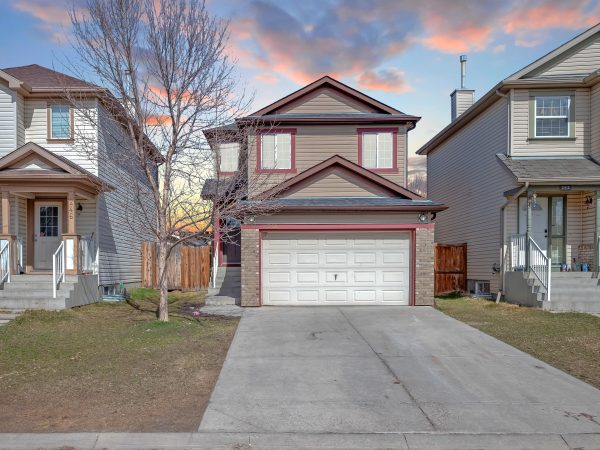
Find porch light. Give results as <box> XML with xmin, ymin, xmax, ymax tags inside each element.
<box><xmin>418</xmin><ymin>212</ymin><xmax>428</xmax><ymax>223</ymax></box>
<box><xmin>76</xmin><ymin>203</ymin><xmax>83</xmax><ymax>213</ymax></box>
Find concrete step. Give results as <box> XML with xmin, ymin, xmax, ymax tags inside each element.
<box><xmin>0</xmin><ymin>298</ymin><xmax>64</xmax><ymax>310</ymax></box>
<box><xmin>0</xmin><ymin>287</ymin><xmax>74</xmax><ymax>299</ymax></box>
<box><xmin>205</xmin><ymin>295</ymin><xmax>238</xmax><ymax>306</ymax></box>
<box><xmin>546</xmin><ymin>300</ymin><xmax>600</xmax><ymax>313</ymax></box>
<box><xmin>552</xmin><ymin>272</ymin><xmax>598</xmax><ymax>278</ymax></box>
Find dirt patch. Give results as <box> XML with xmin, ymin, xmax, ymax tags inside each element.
<box><xmin>0</xmin><ymin>289</ymin><xmax>239</xmax><ymax>432</ymax></box>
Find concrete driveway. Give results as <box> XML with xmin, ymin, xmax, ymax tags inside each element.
<box><xmin>199</xmin><ymin>306</ymin><xmax>600</xmax><ymax>435</ymax></box>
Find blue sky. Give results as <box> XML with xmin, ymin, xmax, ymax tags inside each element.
<box><xmin>1</xmin><ymin>0</ymin><xmax>599</xmax><ymax>157</ymax></box>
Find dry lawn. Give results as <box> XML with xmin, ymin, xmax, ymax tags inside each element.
<box><xmin>0</xmin><ymin>289</ymin><xmax>238</xmax><ymax>432</ymax></box>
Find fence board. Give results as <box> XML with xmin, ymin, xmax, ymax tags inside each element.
<box><xmin>141</xmin><ymin>243</ymin><xmax>210</xmax><ymax>290</ymax></box>
<box><xmin>434</xmin><ymin>243</ymin><xmax>467</xmax><ymax>296</ymax></box>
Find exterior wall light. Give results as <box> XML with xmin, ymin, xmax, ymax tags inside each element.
<box><xmin>418</xmin><ymin>212</ymin><xmax>428</xmax><ymax>223</ymax></box>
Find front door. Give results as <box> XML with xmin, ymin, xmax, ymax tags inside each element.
<box><xmin>34</xmin><ymin>202</ymin><xmax>62</xmax><ymax>270</ymax></box>
<box><xmin>519</xmin><ymin>196</ymin><xmax>549</xmax><ymax>255</ymax></box>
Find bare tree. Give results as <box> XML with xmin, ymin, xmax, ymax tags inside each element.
<box><xmin>69</xmin><ymin>0</ymin><xmax>272</xmax><ymax>321</ymax></box>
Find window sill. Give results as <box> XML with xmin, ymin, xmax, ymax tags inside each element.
<box><xmin>256</xmin><ymin>168</ymin><xmax>297</xmax><ymax>174</ymax></box>
<box><xmin>527</xmin><ymin>137</ymin><xmax>576</xmax><ymax>142</ymax></box>
<box><xmin>362</xmin><ymin>167</ymin><xmax>399</xmax><ymax>174</ymax></box>
<box><xmin>47</xmin><ymin>138</ymin><xmax>75</xmax><ymax>144</ymax></box>
<box><xmin>218</xmin><ymin>171</ymin><xmax>238</xmax><ymax>176</ymax></box>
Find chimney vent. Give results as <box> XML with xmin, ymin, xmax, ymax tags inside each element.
<box><xmin>450</xmin><ymin>54</ymin><xmax>475</xmax><ymax>121</ymax></box>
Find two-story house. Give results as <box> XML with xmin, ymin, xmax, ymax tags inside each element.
<box><xmin>203</xmin><ymin>76</ymin><xmax>446</xmax><ymax>307</ymax></box>
<box><xmin>418</xmin><ymin>24</ymin><xmax>600</xmax><ymax>313</ymax></box>
<box><xmin>0</xmin><ymin>64</ymin><xmax>154</xmax><ymax>309</ymax></box>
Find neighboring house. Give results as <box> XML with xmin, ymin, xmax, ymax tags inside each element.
<box><xmin>418</xmin><ymin>24</ymin><xmax>600</xmax><ymax>313</ymax></box>
<box><xmin>0</xmin><ymin>64</ymin><xmax>154</xmax><ymax>309</ymax></box>
<box><xmin>203</xmin><ymin>76</ymin><xmax>446</xmax><ymax>307</ymax></box>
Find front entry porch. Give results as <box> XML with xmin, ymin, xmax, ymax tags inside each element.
<box><xmin>0</xmin><ymin>142</ymin><xmax>113</xmax><ymax>309</ymax></box>
<box><xmin>503</xmin><ymin>187</ymin><xmax>600</xmax><ymax>312</ymax></box>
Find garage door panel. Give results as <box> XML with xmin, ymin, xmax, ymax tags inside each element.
<box><xmin>262</xmin><ymin>232</ymin><xmax>411</xmax><ymax>306</ymax></box>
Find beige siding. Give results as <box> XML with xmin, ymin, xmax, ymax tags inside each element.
<box><xmin>278</xmin><ymin>88</ymin><xmax>376</xmax><ymax>114</ymax></box>
<box><xmin>0</xmin><ymin>81</ymin><xmax>16</xmax><ymax>155</ymax></box>
<box><xmin>253</xmin><ymin>212</ymin><xmax>428</xmax><ymax>225</ymax></box>
<box><xmin>16</xmin><ymin>93</ymin><xmax>24</xmax><ymax>147</ymax></box>
<box><xmin>76</xmin><ymin>198</ymin><xmax>97</xmax><ymax>238</ymax></box>
<box><xmin>591</xmin><ymin>83</ymin><xmax>600</xmax><ymax>161</ymax></box>
<box><xmin>531</xmin><ymin>35</ymin><xmax>600</xmax><ymax>78</ymax></box>
<box><xmin>511</xmin><ymin>88</ymin><xmax>590</xmax><ymax>156</ymax></box>
<box><xmin>427</xmin><ymin>98</ymin><xmax>516</xmax><ymax>293</ymax></box>
<box><xmin>24</xmin><ymin>99</ymin><xmax>98</xmax><ymax>174</ymax></box>
<box><xmin>97</xmin><ymin>103</ymin><xmax>155</xmax><ymax>286</ymax></box>
<box><xmin>286</xmin><ymin>168</ymin><xmax>390</xmax><ymax>197</ymax></box>
<box><xmin>249</xmin><ymin>124</ymin><xmax>406</xmax><ymax>195</ymax></box>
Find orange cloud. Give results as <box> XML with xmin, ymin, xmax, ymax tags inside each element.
<box><xmin>504</xmin><ymin>2</ymin><xmax>598</xmax><ymax>34</ymax></box>
<box><xmin>255</xmin><ymin>73</ymin><xmax>279</xmax><ymax>84</ymax></box>
<box><xmin>146</xmin><ymin>114</ymin><xmax>172</xmax><ymax>126</ymax></box>
<box><xmin>357</xmin><ymin>69</ymin><xmax>412</xmax><ymax>94</ymax></box>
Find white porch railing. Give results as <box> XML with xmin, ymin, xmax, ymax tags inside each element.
<box><xmin>509</xmin><ymin>234</ymin><xmax>551</xmax><ymax>302</ymax></box>
<box><xmin>508</xmin><ymin>234</ymin><xmax>527</xmax><ymax>271</ymax></box>
<box><xmin>52</xmin><ymin>241</ymin><xmax>65</xmax><ymax>299</ymax></box>
<box><xmin>16</xmin><ymin>237</ymin><xmax>24</xmax><ymax>274</ymax></box>
<box><xmin>528</xmin><ymin>237</ymin><xmax>551</xmax><ymax>302</ymax></box>
<box><xmin>79</xmin><ymin>236</ymin><xmax>97</xmax><ymax>274</ymax></box>
<box><xmin>0</xmin><ymin>241</ymin><xmax>10</xmax><ymax>286</ymax></box>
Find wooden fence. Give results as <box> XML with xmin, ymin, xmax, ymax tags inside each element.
<box><xmin>141</xmin><ymin>243</ymin><xmax>211</xmax><ymax>290</ymax></box>
<box><xmin>434</xmin><ymin>243</ymin><xmax>467</xmax><ymax>296</ymax></box>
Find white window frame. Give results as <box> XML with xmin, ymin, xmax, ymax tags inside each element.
<box><xmin>533</xmin><ymin>95</ymin><xmax>571</xmax><ymax>139</ymax></box>
<box><xmin>260</xmin><ymin>132</ymin><xmax>292</xmax><ymax>170</ymax></box>
<box><xmin>361</xmin><ymin>131</ymin><xmax>394</xmax><ymax>169</ymax></box>
<box><xmin>49</xmin><ymin>104</ymin><xmax>72</xmax><ymax>140</ymax></box>
<box><xmin>218</xmin><ymin>142</ymin><xmax>239</xmax><ymax>173</ymax></box>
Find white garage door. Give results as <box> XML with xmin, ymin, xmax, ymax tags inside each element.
<box><xmin>262</xmin><ymin>232</ymin><xmax>411</xmax><ymax>305</ymax></box>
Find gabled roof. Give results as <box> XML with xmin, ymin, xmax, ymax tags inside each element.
<box><xmin>0</xmin><ymin>142</ymin><xmax>113</xmax><ymax>192</ymax></box>
<box><xmin>507</xmin><ymin>23</ymin><xmax>600</xmax><ymax>80</ymax></box>
<box><xmin>497</xmin><ymin>154</ymin><xmax>600</xmax><ymax>184</ymax></box>
<box><xmin>417</xmin><ymin>23</ymin><xmax>600</xmax><ymax>156</ymax></box>
<box><xmin>254</xmin><ymin>155</ymin><xmax>422</xmax><ymax>200</ymax></box>
<box><xmin>1</xmin><ymin>64</ymin><xmax>100</xmax><ymax>94</ymax></box>
<box><xmin>251</xmin><ymin>76</ymin><xmax>406</xmax><ymax>116</ymax></box>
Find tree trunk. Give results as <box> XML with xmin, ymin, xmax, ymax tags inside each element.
<box><xmin>157</xmin><ymin>241</ymin><xmax>169</xmax><ymax>322</ymax></box>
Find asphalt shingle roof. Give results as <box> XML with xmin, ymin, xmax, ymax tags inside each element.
<box><xmin>497</xmin><ymin>154</ymin><xmax>600</xmax><ymax>183</ymax></box>
<box><xmin>2</xmin><ymin>64</ymin><xmax>97</xmax><ymax>90</ymax></box>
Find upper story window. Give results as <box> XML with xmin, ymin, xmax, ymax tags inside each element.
<box><xmin>218</xmin><ymin>142</ymin><xmax>239</xmax><ymax>174</ymax></box>
<box><xmin>48</xmin><ymin>104</ymin><xmax>73</xmax><ymax>141</ymax></box>
<box><xmin>257</xmin><ymin>129</ymin><xmax>296</xmax><ymax>172</ymax></box>
<box><xmin>533</xmin><ymin>95</ymin><xmax>573</xmax><ymax>138</ymax></box>
<box><xmin>358</xmin><ymin>128</ymin><xmax>397</xmax><ymax>172</ymax></box>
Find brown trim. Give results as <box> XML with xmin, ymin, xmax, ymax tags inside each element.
<box><xmin>46</xmin><ymin>103</ymin><xmax>75</xmax><ymax>143</ymax></box>
<box><xmin>357</xmin><ymin>127</ymin><xmax>399</xmax><ymax>174</ymax></box>
<box><xmin>273</xmin><ymin>205</ymin><xmax>447</xmax><ymax>212</ymax></box>
<box><xmin>254</xmin><ymin>154</ymin><xmax>422</xmax><ymax>200</ymax></box>
<box><xmin>251</xmin><ymin>76</ymin><xmax>404</xmax><ymax>116</ymax></box>
<box><xmin>255</xmin><ymin>128</ymin><xmax>297</xmax><ymax>174</ymax></box>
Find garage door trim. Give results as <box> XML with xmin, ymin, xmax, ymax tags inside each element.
<box><xmin>255</xmin><ymin>225</ymin><xmax>419</xmax><ymax>306</ymax></box>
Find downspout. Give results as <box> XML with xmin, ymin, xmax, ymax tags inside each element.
<box><xmin>499</xmin><ymin>182</ymin><xmax>529</xmax><ymax>300</ymax></box>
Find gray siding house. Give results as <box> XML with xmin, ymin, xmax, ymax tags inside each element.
<box><xmin>0</xmin><ymin>65</ymin><xmax>154</xmax><ymax>309</ymax></box>
<box><xmin>419</xmin><ymin>24</ymin><xmax>600</xmax><ymax>313</ymax></box>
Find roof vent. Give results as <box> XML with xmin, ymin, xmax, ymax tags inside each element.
<box><xmin>450</xmin><ymin>54</ymin><xmax>475</xmax><ymax>122</ymax></box>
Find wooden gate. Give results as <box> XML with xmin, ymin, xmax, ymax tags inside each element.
<box><xmin>434</xmin><ymin>243</ymin><xmax>467</xmax><ymax>296</ymax></box>
<box><xmin>141</xmin><ymin>243</ymin><xmax>211</xmax><ymax>290</ymax></box>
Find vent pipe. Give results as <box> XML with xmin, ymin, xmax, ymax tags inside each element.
<box><xmin>460</xmin><ymin>54</ymin><xmax>467</xmax><ymax>89</ymax></box>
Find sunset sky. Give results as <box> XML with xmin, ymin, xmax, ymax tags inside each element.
<box><xmin>1</xmin><ymin>0</ymin><xmax>599</xmax><ymax>158</ymax></box>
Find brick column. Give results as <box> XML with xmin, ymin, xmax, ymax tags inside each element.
<box><xmin>414</xmin><ymin>226</ymin><xmax>435</xmax><ymax>306</ymax></box>
<box><xmin>240</xmin><ymin>228</ymin><xmax>260</xmax><ymax>306</ymax></box>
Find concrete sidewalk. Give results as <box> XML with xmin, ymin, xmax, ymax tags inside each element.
<box><xmin>0</xmin><ymin>431</ymin><xmax>599</xmax><ymax>449</ymax></box>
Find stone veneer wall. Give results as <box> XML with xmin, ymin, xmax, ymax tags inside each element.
<box><xmin>414</xmin><ymin>226</ymin><xmax>435</xmax><ymax>306</ymax></box>
<box><xmin>240</xmin><ymin>225</ymin><xmax>436</xmax><ymax>307</ymax></box>
<box><xmin>240</xmin><ymin>228</ymin><xmax>260</xmax><ymax>306</ymax></box>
